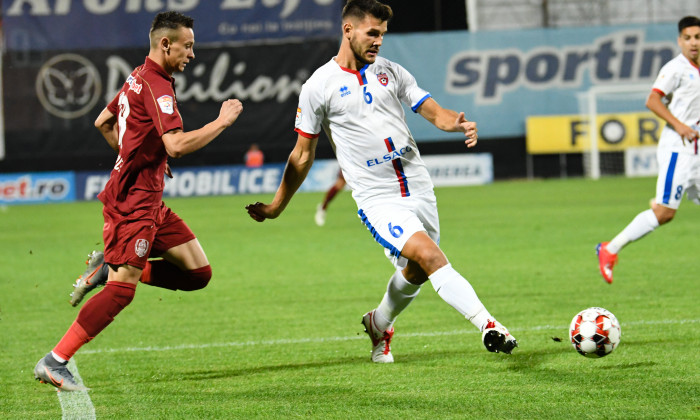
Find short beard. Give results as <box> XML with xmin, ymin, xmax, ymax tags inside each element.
<box><xmin>353</xmin><ymin>51</ymin><xmax>372</xmax><ymax>65</ymax></box>
<box><xmin>350</xmin><ymin>39</ymin><xmax>374</xmax><ymax>65</ymax></box>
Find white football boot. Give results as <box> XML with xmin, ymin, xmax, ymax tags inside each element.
<box><xmin>361</xmin><ymin>310</ymin><xmax>394</xmax><ymax>363</ymax></box>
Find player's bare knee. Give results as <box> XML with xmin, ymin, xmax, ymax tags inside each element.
<box><xmin>651</xmin><ymin>201</ymin><xmax>675</xmax><ymax>225</ymax></box>
<box><xmin>652</xmin><ymin>205</ymin><xmax>675</xmax><ymax>225</ymax></box>
<box><xmin>657</xmin><ymin>212</ymin><xmax>674</xmax><ymax>225</ymax></box>
<box><xmin>402</xmin><ymin>262</ymin><xmax>428</xmax><ymax>285</ymax></box>
<box><xmin>412</xmin><ymin>249</ymin><xmax>446</xmax><ymax>276</ymax></box>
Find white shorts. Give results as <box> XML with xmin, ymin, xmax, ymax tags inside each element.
<box><xmin>357</xmin><ymin>193</ymin><xmax>440</xmax><ymax>270</ymax></box>
<box><xmin>655</xmin><ymin>147</ymin><xmax>700</xmax><ymax>209</ymax></box>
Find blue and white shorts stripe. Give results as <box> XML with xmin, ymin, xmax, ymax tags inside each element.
<box><xmin>357</xmin><ymin>193</ymin><xmax>440</xmax><ymax>270</ymax></box>
<box><xmin>655</xmin><ymin>148</ymin><xmax>700</xmax><ymax>209</ymax></box>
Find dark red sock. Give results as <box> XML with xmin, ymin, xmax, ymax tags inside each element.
<box><xmin>140</xmin><ymin>260</ymin><xmax>211</xmax><ymax>291</ymax></box>
<box><xmin>322</xmin><ymin>185</ymin><xmax>341</xmax><ymax>210</ymax></box>
<box><xmin>53</xmin><ymin>281</ymin><xmax>136</xmax><ymax>360</ymax></box>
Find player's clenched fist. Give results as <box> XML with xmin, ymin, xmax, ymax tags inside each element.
<box><xmin>455</xmin><ymin>112</ymin><xmax>478</xmax><ymax>148</ymax></box>
<box><xmin>219</xmin><ymin>99</ymin><xmax>243</xmax><ymax>127</ymax></box>
<box><xmin>245</xmin><ymin>201</ymin><xmax>281</xmax><ymax>222</ymax></box>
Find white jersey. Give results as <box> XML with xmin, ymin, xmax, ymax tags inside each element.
<box><xmin>295</xmin><ymin>56</ymin><xmax>434</xmax><ymax>204</ymax></box>
<box><xmin>652</xmin><ymin>53</ymin><xmax>700</xmax><ymax>154</ymax></box>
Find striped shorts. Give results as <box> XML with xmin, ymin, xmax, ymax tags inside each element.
<box><xmin>357</xmin><ymin>192</ymin><xmax>440</xmax><ymax>270</ymax></box>
<box><xmin>655</xmin><ymin>146</ymin><xmax>700</xmax><ymax>209</ymax></box>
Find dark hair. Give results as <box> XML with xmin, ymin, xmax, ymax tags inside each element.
<box><xmin>678</xmin><ymin>16</ymin><xmax>700</xmax><ymax>33</ymax></box>
<box><xmin>342</xmin><ymin>0</ymin><xmax>392</xmax><ymax>23</ymax></box>
<box><xmin>150</xmin><ymin>11</ymin><xmax>194</xmax><ymax>35</ymax></box>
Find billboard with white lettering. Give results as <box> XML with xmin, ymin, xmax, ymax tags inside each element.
<box><xmin>2</xmin><ymin>0</ymin><xmax>342</xmax><ymax>50</ymax></box>
<box><xmin>1</xmin><ymin>41</ymin><xmax>338</xmax><ymax>173</ymax></box>
<box><xmin>1</xmin><ymin>22</ymin><xmax>679</xmax><ymax>173</ymax></box>
<box><xmin>76</xmin><ymin>164</ymin><xmax>288</xmax><ymax>200</ymax></box>
<box><xmin>74</xmin><ymin>156</ymin><xmax>492</xmax><ymax>202</ymax></box>
<box><xmin>0</xmin><ymin>171</ymin><xmax>75</xmax><ymax>204</ymax></box>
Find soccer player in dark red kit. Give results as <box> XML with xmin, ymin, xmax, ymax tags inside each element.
<box><xmin>33</xmin><ymin>11</ymin><xmax>243</xmax><ymax>391</ymax></box>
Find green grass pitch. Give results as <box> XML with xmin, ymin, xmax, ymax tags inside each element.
<box><xmin>1</xmin><ymin>176</ymin><xmax>698</xmax><ymax>419</ymax></box>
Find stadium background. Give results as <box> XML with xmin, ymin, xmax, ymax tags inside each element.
<box><xmin>3</xmin><ymin>3</ymin><xmax>700</xmax><ymax>418</ymax></box>
<box><xmin>2</xmin><ymin>0</ymin><xmax>699</xmax><ymax>202</ymax></box>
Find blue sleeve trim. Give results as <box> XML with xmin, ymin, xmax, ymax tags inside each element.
<box><xmin>411</xmin><ymin>94</ymin><xmax>432</xmax><ymax>113</ymax></box>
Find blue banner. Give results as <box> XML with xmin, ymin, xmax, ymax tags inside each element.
<box><xmin>0</xmin><ymin>172</ymin><xmax>75</xmax><ymax>204</ymax></box>
<box><xmin>382</xmin><ymin>24</ymin><xmax>677</xmax><ymax>140</ymax></box>
<box><xmin>2</xmin><ymin>0</ymin><xmax>342</xmax><ymax>51</ymax></box>
<box><xmin>8</xmin><ymin>157</ymin><xmax>493</xmax><ymax>206</ymax></box>
<box><xmin>76</xmin><ymin>164</ymin><xmax>287</xmax><ymax>200</ymax></box>
<box><xmin>76</xmin><ymin>162</ymin><xmax>336</xmax><ymax>201</ymax></box>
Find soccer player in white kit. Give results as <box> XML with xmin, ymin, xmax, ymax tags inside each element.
<box><xmin>246</xmin><ymin>0</ymin><xmax>517</xmax><ymax>362</ymax></box>
<box><xmin>597</xmin><ymin>16</ymin><xmax>700</xmax><ymax>284</ymax></box>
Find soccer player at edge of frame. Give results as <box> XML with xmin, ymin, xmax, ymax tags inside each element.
<box><xmin>33</xmin><ymin>11</ymin><xmax>243</xmax><ymax>391</ymax></box>
<box><xmin>597</xmin><ymin>16</ymin><xmax>700</xmax><ymax>284</ymax></box>
<box><xmin>246</xmin><ymin>0</ymin><xmax>518</xmax><ymax>363</ymax></box>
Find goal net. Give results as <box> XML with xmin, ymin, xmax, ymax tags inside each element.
<box><xmin>577</xmin><ymin>84</ymin><xmax>660</xmax><ymax>179</ymax></box>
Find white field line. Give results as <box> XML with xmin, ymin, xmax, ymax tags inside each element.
<box><xmin>56</xmin><ymin>359</ymin><xmax>96</xmax><ymax>420</ymax></box>
<box><xmin>79</xmin><ymin>318</ymin><xmax>698</xmax><ymax>356</ymax></box>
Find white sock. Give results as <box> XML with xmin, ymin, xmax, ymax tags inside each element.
<box><xmin>429</xmin><ymin>264</ymin><xmax>493</xmax><ymax>331</ymax></box>
<box><xmin>374</xmin><ymin>270</ymin><xmax>421</xmax><ymax>332</ymax></box>
<box><xmin>607</xmin><ymin>209</ymin><xmax>659</xmax><ymax>254</ymax></box>
<box><xmin>51</xmin><ymin>351</ymin><xmax>67</xmax><ymax>364</ymax></box>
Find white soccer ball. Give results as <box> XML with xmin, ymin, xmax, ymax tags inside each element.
<box><xmin>569</xmin><ymin>307</ymin><xmax>621</xmax><ymax>358</ymax></box>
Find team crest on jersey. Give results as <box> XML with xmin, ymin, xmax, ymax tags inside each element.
<box><xmin>157</xmin><ymin>95</ymin><xmax>174</xmax><ymax>114</ymax></box>
<box><xmin>339</xmin><ymin>85</ymin><xmax>351</xmax><ymax>97</ymax></box>
<box><xmin>295</xmin><ymin>107</ymin><xmax>302</xmax><ymax>127</ymax></box>
<box><xmin>377</xmin><ymin>72</ymin><xmax>389</xmax><ymax>86</ymax></box>
<box><xmin>135</xmin><ymin>239</ymin><xmax>150</xmax><ymax>258</ymax></box>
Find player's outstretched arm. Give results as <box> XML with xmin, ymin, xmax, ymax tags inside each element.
<box><xmin>246</xmin><ymin>134</ymin><xmax>318</xmax><ymax>222</ymax></box>
<box><xmin>162</xmin><ymin>99</ymin><xmax>243</xmax><ymax>158</ymax></box>
<box><xmin>417</xmin><ymin>98</ymin><xmax>477</xmax><ymax>148</ymax></box>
